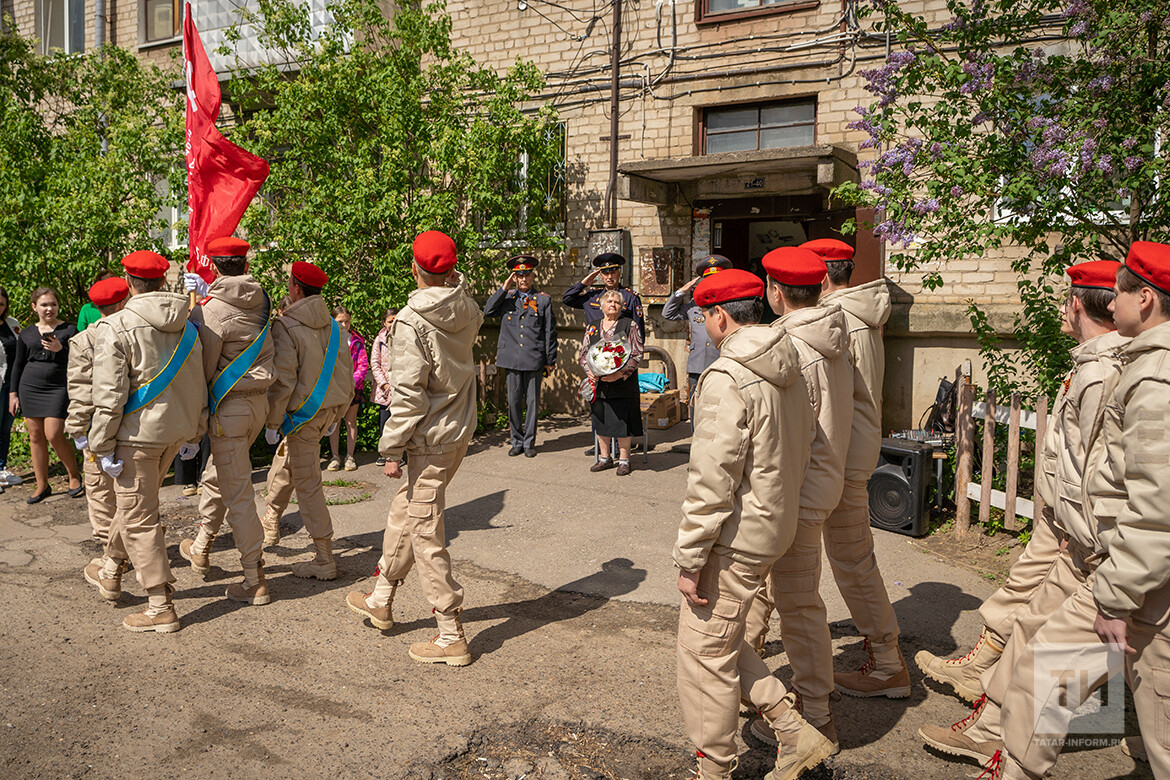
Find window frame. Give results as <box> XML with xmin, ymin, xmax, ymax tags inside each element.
<box><xmin>695</xmin><ymin>0</ymin><xmax>819</xmax><ymax>26</ymax></box>
<box><xmin>699</xmin><ymin>97</ymin><xmax>818</xmax><ymax>156</ymax></box>
<box><xmin>139</xmin><ymin>0</ymin><xmax>182</xmax><ymax>47</ymax></box>
<box><xmin>35</xmin><ymin>0</ymin><xmax>86</xmax><ymax>55</ymax></box>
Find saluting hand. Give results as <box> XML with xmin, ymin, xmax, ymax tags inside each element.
<box><xmin>384</xmin><ymin>460</ymin><xmax>403</xmax><ymax>479</ymax></box>
<box><xmin>503</xmin><ymin>272</ymin><xmax>517</xmax><ymax>291</ymax></box>
<box><xmin>583</xmin><ymin>269</ymin><xmax>601</xmax><ymax>285</ymax></box>
<box><xmin>677</xmin><ymin>569</ymin><xmax>708</xmax><ymax>606</ymax></box>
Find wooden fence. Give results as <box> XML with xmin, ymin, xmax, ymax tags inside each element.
<box><xmin>953</xmin><ymin>367</ymin><xmax>1049</xmax><ymax>537</ymax></box>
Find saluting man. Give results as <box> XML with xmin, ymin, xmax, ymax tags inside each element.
<box><xmin>346</xmin><ymin>230</ymin><xmax>484</xmax><ymax>667</ymax></box>
<box><xmin>85</xmin><ymin>251</ymin><xmax>207</xmax><ymax>632</ymax></box>
<box><xmin>71</xmin><ymin>276</ymin><xmax>129</xmax><ymax>594</ymax></box>
<box><xmin>264</xmin><ymin>261</ymin><xmax>354</xmax><ymax>581</ymax></box>
<box><xmin>562</xmin><ymin>253</ymin><xmax>645</xmax><ymax>336</ymax></box>
<box><xmin>179</xmin><ymin>237</ymin><xmax>276</xmax><ymax>605</ymax></box>
<box><xmin>663</xmin><ymin>254</ymin><xmax>731</xmax><ymax>405</ymax></box>
<box><xmin>483</xmin><ymin>255</ymin><xmax>558</xmax><ymax>457</ymax></box>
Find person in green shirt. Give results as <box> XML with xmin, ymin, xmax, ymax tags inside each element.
<box><xmin>77</xmin><ymin>269</ymin><xmax>114</xmax><ymax>331</ymax></box>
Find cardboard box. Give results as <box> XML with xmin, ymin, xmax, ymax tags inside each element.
<box><xmin>640</xmin><ymin>389</ymin><xmax>682</xmax><ymax>430</ymax></box>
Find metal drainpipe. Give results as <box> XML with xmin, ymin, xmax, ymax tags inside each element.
<box><xmin>95</xmin><ymin>0</ymin><xmax>106</xmax><ymax>49</ymax></box>
<box><xmin>605</xmin><ymin>0</ymin><xmax>622</xmax><ymax>228</ymax></box>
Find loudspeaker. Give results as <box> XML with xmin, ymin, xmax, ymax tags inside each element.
<box><xmin>869</xmin><ymin>438</ymin><xmax>933</xmax><ymax>537</ymax></box>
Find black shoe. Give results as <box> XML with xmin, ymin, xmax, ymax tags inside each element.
<box><xmin>67</xmin><ymin>485</ymin><xmax>85</xmax><ymax>498</ymax></box>
<box><xmin>524</xmin><ymin>448</ymin><xmax>537</xmax><ymax>458</ymax></box>
<box><xmin>584</xmin><ymin>446</ymin><xmax>595</xmax><ymax>456</ymax></box>
<box><xmin>508</xmin><ymin>445</ymin><xmax>524</xmax><ymax>457</ymax></box>
<box><xmin>27</xmin><ymin>487</ymin><xmax>52</xmax><ymax>504</ymax></box>
<box><xmin>375</xmin><ymin>457</ymin><xmax>386</xmax><ymax>466</ymax></box>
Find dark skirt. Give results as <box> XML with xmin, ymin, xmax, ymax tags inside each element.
<box><xmin>591</xmin><ymin>395</ymin><xmax>644</xmax><ymax>438</ymax></box>
<box><xmin>17</xmin><ymin>363</ymin><xmax>68</xmax><ymax>419</ymax></box>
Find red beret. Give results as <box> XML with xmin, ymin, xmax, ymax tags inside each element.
<box><xmin>1125</xmin><ymin>242</ymin><xmax>1170</xmax><ymax>296</ymax></box>
<box><xmin>694</xmin><ymin>269</ymin><xmax>765</xmax><ymax>308</ymax></box>
<box><xmin>762</xmin><ymin>247</ymin><xmax>828</xmax><ymax>286</ymax></box>
<box><xmin>291</xmin><ymin>261</ymin><xmax>328</xmax><ymax>289</ymax></box>
<box><xmin>413</xmin><ymin>231</ymin><xmax>457</xmax><ymax>274</ymax></box>
<box><xmin>88</xmin><ymin>277</ymin><xmax>129</xmax><ymax>307</ymax></box>
<box><xmin>121</xmin><ymin>250</ymin><xmax>170</xmax><ymax>280</ymax></box>
<box><xmin>1066</xmin><ymin>260</ymin><xmax>1120</xmax><ymax>291</ymax></box>
<box><xmin>207</xmin><ymin>237</ymin><xmax>250</xmax><ymax>257</ymax></box>
<box><xmin>800</xmin><ymin>239</ymin><xmax>854</xmax><ymax>262</ymax></box>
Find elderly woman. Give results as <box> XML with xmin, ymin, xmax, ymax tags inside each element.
<box><xmin>578</xmin><ymin>289</ymin><xmax>643</xmax><ymax>476</ymax></box>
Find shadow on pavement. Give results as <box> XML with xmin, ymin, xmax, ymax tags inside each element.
<box><xmin>465</xmin><ymin>557</ymin><xmax>647</xmax><ymax>657</ymax></box>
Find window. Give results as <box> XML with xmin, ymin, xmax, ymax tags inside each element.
<box><xmin>699</xmin><ymin>0</ymin><xmax>817</xmax><ymax>23</ymax></box>
<box><xmin>143</xmin><ymin>0</ymin><xmax>180</xmax><ymax>42</ymax></box>
<box><xmin>150</xmin><ymin>175</ymin><xmax>187</xmax><ymax>251</ymax></box>
<box><xmin>703</xmin><ymin>99</ymin><xmax>816</xmax><ymax>154</ymax></box>
<box><xmin>36</xmin><ymin>0</ymin><xmax>85</xmax><ymax>54</ymax></box>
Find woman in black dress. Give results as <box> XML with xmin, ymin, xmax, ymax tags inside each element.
<box><xmin>8</xmin><ymin>287</ymin><xmax>82</xmax><ymax>503</ymax></box>
<box><xmin>578</xmin><ymin>289</ymin><xmax>644</xmax><ymax>476</ymax></box>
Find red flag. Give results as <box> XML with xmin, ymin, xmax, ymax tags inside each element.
<box><xmin>184</xmin><ymin>2</ymin><xmax>268</xmax><ymax>284</ymax></box>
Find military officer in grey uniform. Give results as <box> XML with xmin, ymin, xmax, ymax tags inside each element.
<box><xmin>663</xmin><ymin>254</ymin><xmax>732</xmax><ymax>405</ymax></box>
<box><xmin>484</xmin><ymin>256</ymin><xmax>558</xmax><ymax>457</ymax></box>
<box><xmin>562</xmin><ymin>253</ymin><xmax>645</xmax><ymax>336</ymax></box>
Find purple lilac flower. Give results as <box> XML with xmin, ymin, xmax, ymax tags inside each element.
<box><xmin>1122</xmin><ymin>137</ymin><xmax>1137</xmax><ymax>150</ymax></box>
<box><xmin>1124</xmin><ymin>156</ymin><xmax>1142</xmax><ymax>172</ymax></box>
<box><xmin>951</xmin><ymin>185</ymin><xmax>964</xmax><ymax>197</ymax></box>
<box><xmin>1070</xmin><ymin>20</ymin><xmax>1089</xmax><ymax>36</ymax></box>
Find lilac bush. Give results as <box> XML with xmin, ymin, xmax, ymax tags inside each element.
<box><xmin>837</xmin><ymin>0</ymin><xmax>1169</xmax><ymax>396</ymax></box>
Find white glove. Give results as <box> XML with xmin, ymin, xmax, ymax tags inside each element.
<box><xmin>265</xmin><ymin>428</ymin><xmax>281</xmax><ymax>446</ymax></box>
<box><xmin>100</xmin><ymin>455</ymin><xmax>123</xmax><ymax>478</ymax></box>
<box><xmin>73</xmin><ymin>435</ymin><xmax>88</xmax><ymax>451</ymax></box>
<box><xmin>183</xmin><ymin>273</ymin><xmax>210</xmax><ymax>298</ymax></box>
<box><xmin>178</xmin><ymin>443</ymin><xmax>199</xmax><ymax>461</ymax></box>
<box><xmin>325</xmin><ymin>422</ymin><xmax>339</xmax><ymax>437</ymax></box>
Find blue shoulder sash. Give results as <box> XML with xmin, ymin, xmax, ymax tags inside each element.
<box><xmin>281</xmin><ymin>319</ymin><xmax>340</xmax><ymax>436</ymax></box>
<box><xmin>209</xmin><ymin>319</ymin><xmax>270</xmax><ymax>415</ymax></box>
<box><xmin>124</xmin><ymin>320</ymin><xmax>199</xmax><ymax>415</ymax></box>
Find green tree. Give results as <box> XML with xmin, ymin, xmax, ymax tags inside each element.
<box><xmin>0</xmin><ymin>27</ymin><xmax>183</xmax><ymax>321</ymax></box>
<box><xmin>220</xmin><ymin>0</ymin><xmax>564</xmax><ymax>338</ymax></box>
<box><xmin>836</xmin><ymin>0</ymin><xmax>1169</xmax><ymax>398</ymax></box>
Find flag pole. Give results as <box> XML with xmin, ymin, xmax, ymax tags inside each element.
<box><xmin>184</xmin><ymin>1</ymin><xmax>197</xmax><ymax>310</ymax></box>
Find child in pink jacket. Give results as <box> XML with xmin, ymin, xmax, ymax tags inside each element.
<box><xmin>370</xmin><ymin>307</ymin><xmax>398</xmax><ymax>466</ymax></box>
<box><xmin>327</xmin><ymin>306</ymin><xmax>369</xmax><ymax>471</ymax></box>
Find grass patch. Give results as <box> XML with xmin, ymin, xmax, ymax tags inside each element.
<box><xmin>322</xmin><ymin>478</ymin><xmax>361</xmax><ymax>487</ymax></box>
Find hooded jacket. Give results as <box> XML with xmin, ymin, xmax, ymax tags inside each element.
<box><xmin>88</xmin><ymin>292</ymin><xmax>208</xmax><ymax>455</ymax></box>
<box><xmin>674</xmin><ymin>324</ymin><xmax>814</xmax><ymax>572</ymax></box>
<box><xmin>820</xmin><ymin>279</ymin><xmax>891</xmax><ymax>414</ymax></box>
<box><xmin>265</xmin><ymin>295</ymin><xmax>355</xmax><ymax>431</ymax></box>
<box><xmin>774</xmin><ymin>303</ymin><xmax>853</xmax><ymax>514</ymax></box>
<box><xmin>192</xmin><ymin>274</ymin><xmax>275</xmax><ymax>397</ymax></box>
<box><xmin>64</xmin><ymin>326</ymin><xmax>97</xmax><ymax>441</ymax></box>
<box><xmin>379</xmin><ymin>281</ymin><xmax>484</xmax><ymax>461</ymax></box>
<box><xmin>1036</xmin><ymin>329</ymin><xmax>1126</xmax><ymax>554</ymax></box>
<box><xmin>1085</xmin><ymin>320</ymin><xmax>1170</xmax><ymax>625</ymax></box>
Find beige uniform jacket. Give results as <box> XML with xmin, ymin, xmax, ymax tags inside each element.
<box><xmin>379</xmin><ymin>281</ymin><xmax>484</xmax><ymax>462</ymax></box>
<box><xmin>674</xmin><ymin>325</ymin><xmax>814</xmax><ymax>572</ymax></box>
<box><xmin>265</xmin><ymin>295</ymin><xmax>354</xmax><ymax>431</ymax></box>
<box><xmin>190</xmin><ymin>274</ymin><xmax>276</xmax><ymax>396</ymax></box>
<box><xmin>1036</xmin><ymin>330</ymin><xmax>1127</xmax><ymax>553</ymax></box>
<box><xmin>820</xmin><ymin>279</ymin><xmax>891</xmax><ymax>414</ymax></box>
<box><xmin>775</xmin><ymin>304</ymin><xmax>853</xmax><ymax>514</ymax></box>
<box><xmin>1085</xmin><ymin>320</ymin><xmax>1170</xmax><ymax>624</ymax></box>
<box><xmin>88</xmin><ymin>292</ymin><xmax>208</xmax><ymax>456</ymax></box>
<box><xmin>64</xmin><ymin>326</ymin><xmax>97</xmax><ymax>441</ymax></box>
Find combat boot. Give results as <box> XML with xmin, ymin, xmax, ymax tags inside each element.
<box><xmin>687</xmin><ymin>753</ymin><xmax>735</xmax><ymax>779</ymax></box>
<box><xmin>180</xmin><ymin>525</ymin><xmax>216</xmax><ymax>577</ymax></box>
<box><xmin>409</xmin><ymin>607</ymin><xmax>472</xmax><ymax>666</ymax></box>
<box><xmin>750</xmin><ymin>691</ymin><xmax>839</xmax><ymax>755</ymax></box>
<box><xmin>918</xmin><ymin>694</ymin><xmax>1003</xmax><ymax>764</ymax></box>
<box><xmin>290</xmin><ymin>537</ymin><xmax>337</xmax><ymax>580</ymax></box>
<box><xmin>915</xmin><ymin>627</ymin><xmax>1003</xmax><ymax>703</ymax></box>
<box><xmin>972</xmin><ymin>750</ymin><xmax>1035</xmax><ymax>780</ymax></box>
<box><xmin>226</xmin><ymin>560</ymin><xmax>271</xmax><ymax>605</ymax></box>
<box><xmin>123</xmin><ymin>584</ymin><xmax>180</xmax><ymax>633</ymax></box>
<box><xmin>84</xmin><ymin>557</ymin><xmax>128</xmax><ymax>601</ymax></box>
<box><xmin>346</xmin><ymin>569</ymin><xmax>396</xmax><ymax>629</ymax></box>
<box><xmin>261</xmin><ymin>506</ymin><xmax>281</xmax><ymax>546</ymax></box>
<box><xmin>759</xmin><ymin>694</ymin><xmax>835</xmax><ymax>780</ymax></box>
<box><xmin>835</xmin><ymin>638</ymin><xmax>912</xmax><ymax>698</ymax></box>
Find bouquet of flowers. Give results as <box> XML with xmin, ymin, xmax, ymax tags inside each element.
<box><xmin>586</xmin><ymin>339</ymin><xmax>631</xmax><ymax>377</ymax></box>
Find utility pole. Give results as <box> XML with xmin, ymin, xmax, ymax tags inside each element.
<box><xmin>605</xmin><ymin>0</ymin><xmax>622</xmax><ymax>228</ymax></box>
